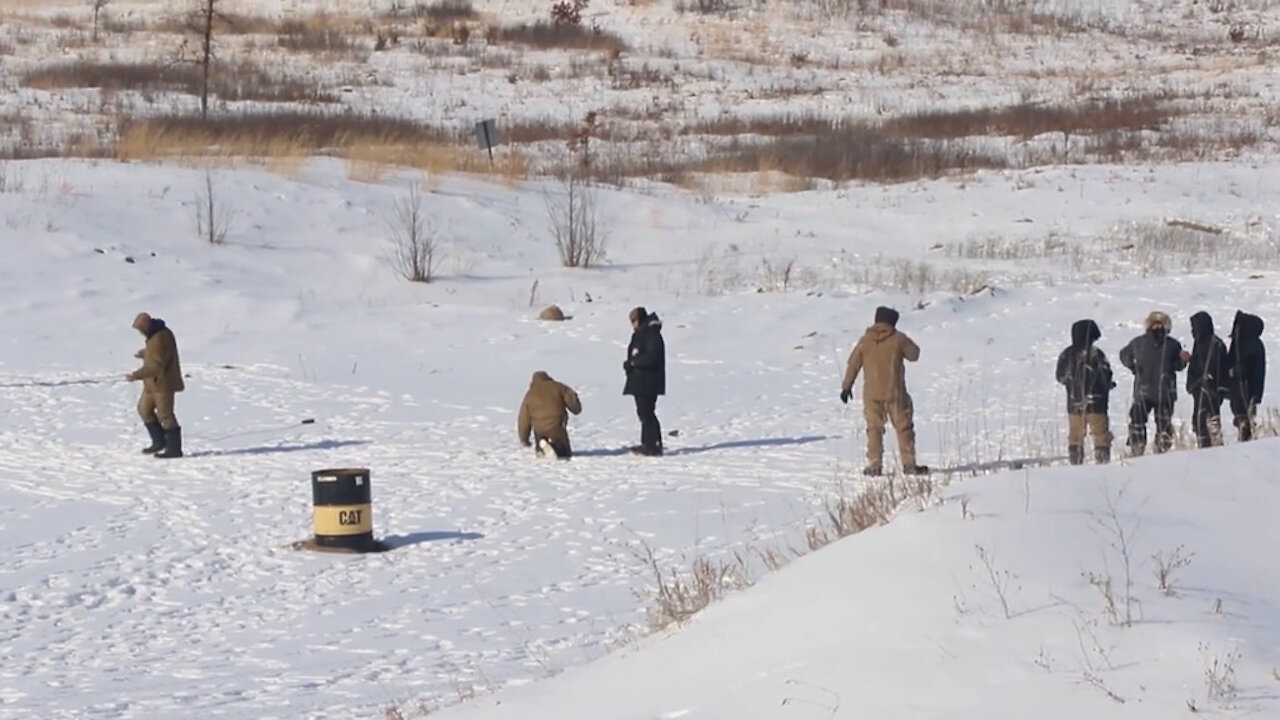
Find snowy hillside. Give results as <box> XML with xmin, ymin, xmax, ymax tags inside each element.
<box><xmin>1</xmin><ymin>155</ymin><xmax>1278</xmax><ymax>718</ymax></box>
<box><xmin>433</xmin><ymin>441</ymin><xmax>1280</xmax><ymax>720</ymax></box>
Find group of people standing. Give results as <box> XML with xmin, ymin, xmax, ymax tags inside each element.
<box><xmin>124</xmin><ymin>301</ymin><xmax>1264</xmax><ymax>472</ymax></box>
<box><xmin>517</xmin><ymin>303</ymin><xmax>1267</xmax><ymax>471</ymax></box>
<box><xmin>1055</xmin><ymin>309</ymin><xmax>1266</xmax><ymax>463</ymax></box>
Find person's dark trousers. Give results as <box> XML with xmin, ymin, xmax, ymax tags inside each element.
<box><xmin>1191</xmin><ymin>391</ymin><xmax>1223</xmax><ymax>448</ymax></box>
<box><xmin>535</xmin><ymin>435</ymin><xmax>572</xmax><ymax>460</ymax></box>
<box><xmin>634</xmin><ymin>394</ymin><xmax>662</xmax><ymax>453</ymax></box>
<box><xmin>1230</xmin><ymin>395</ymin><xmax>1256</xmax><ymax>441</ymax></box>
<box><xmin>1128</xmin><ymin>397</ymin><xmax>1174</xmax><ymax>454</ymax></box>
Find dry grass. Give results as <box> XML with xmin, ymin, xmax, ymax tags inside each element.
<box><xmin>23</xmin><ymin>60</ymin><xmax>340</xmax><ymax>104</ymax></box>
<box><xmin>701</xmin><ymin>132</ymin><xmax>1009</xmax><ymax>183</ymax></box>
<box><xmin>383</xmin><ymin>0</ymin><xmax>479</xmax><ymax>23</ymax></box>
<box><xmin>487</xmin><ymin>21</ymin><xmax>627</xmax><ymax>53</ymax></box>
<box><xmin>882</xmin><ymin>95</ymin><xmax>1177</xmax><ymax>140</ymax></box>
<box><xmin>116</xmin><ymin>112</ymin><xmax>532</xmax><ymax>180</ymax></box>
<box><xmin>276</xmin><ymin>18</ymin><xmax>368</xmax><ymax>59</ymax></box>
<box><xmin>641</xmin><ymin>470</ymin><xmax>940</xmax><ymax>633</ymax></box>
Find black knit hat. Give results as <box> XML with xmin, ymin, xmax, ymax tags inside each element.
<box><xmin>874</xmin><ymin>306</ymin><xmax>899</xmax><ymax>327</ymax></box>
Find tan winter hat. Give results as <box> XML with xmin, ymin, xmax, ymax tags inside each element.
<box><xmin>1144</xmin><ymin>311</ymin><xmax>1171</xmax><ymax>330</ymax></box>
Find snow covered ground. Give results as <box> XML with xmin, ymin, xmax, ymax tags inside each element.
<box><xmin>434</xmin><ymin>441</ymin><xmax>1280</xmax><ymax>720</ymax></box>
<box><xmin>1</xmin><ymin>155</ymin><xmax>1278</xmax><ymax>718</ymax></box>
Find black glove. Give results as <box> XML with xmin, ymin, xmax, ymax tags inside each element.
<box><xmin>839</xmin><ymin>388</ymin><xmax>851</xmax><ymax>404</ymax></box>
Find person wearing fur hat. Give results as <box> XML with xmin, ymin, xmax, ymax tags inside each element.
<box><xmin>840</xmin><ymin>305</ymin><xmax>927</xmax><ymax>476</ymax></box>
<box><xmin>125</xmin><ymin>312</ymin><xmax>185</xmax><ymax>459</ymax></box>
<box><xmin>1186</xmin><ymin>311</ymin><xmax>1228</xmax><ymax>448</ymax></box>
<box><xmin>623</xmin><ymin>306</ymin><xmax>666</xmax><ymax>456</ymax></box>
<box><xmin>1118</xmin><ymin>311</ymin><xmax>1189</xmax><ymax>456</ymax></box>
<box><xmin>1225</xmin><ymin>310</ymin><xmax>1266</xmax><ymax>441</ymax></box>
<box><xmin>1055</xmin><ymin>319</ymin><xmax>1116</xmax><ymax>464</ymax></box>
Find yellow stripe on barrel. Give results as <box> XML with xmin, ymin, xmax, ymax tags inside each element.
<box><xmin>313</xmin><ymin>503</ymin><xmax>373</xmax><ymax>536</ymax></box>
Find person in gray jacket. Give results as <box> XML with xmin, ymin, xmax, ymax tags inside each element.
<box><xmin>1119</xmin><ymin>311</ymin><xmax>1190</xmax><ymax>455</ymax></box>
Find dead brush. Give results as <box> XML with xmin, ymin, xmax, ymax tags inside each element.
<box><xmin>382</xmin><ymin>0</ymin><xmax>478</xmax><ymax>23</ymax></box>
<box><xmin>276</xmin><ymin>19</ymin><xmax>366</xmax><ymax>58</ymax></box>
<box><xmin>22</xmin><ymin>60</ymin><xmax>340</xmax><ymax>105</ymax></box>
<box><xmin>638</xmin><ymin>542</ymin><xmax>752</xmax><ymax>633</ymax></box>
<box><xmin>487</xmin><ymin>21</ymin><xmax>627</xmax><ymax>53</ymax></box>
<box><xmin>806</xmin><ymin>474</ymin><xmax>935</xmax><ymax>550</ymax></box>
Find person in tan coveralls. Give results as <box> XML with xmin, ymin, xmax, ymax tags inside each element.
<box><xmin>518</xmin><ymin>371</ymin><xmax>583</xmax><ymax>459</ymax></box>
<box><xmin>126</xmin><ymin>312</ymin><xmax>185</xmax><ymax>459</ymax></box>
<box><xmin>840</xmin><ymin>306</ymin><xmax>928</xmax><ymax>477</ymax></box>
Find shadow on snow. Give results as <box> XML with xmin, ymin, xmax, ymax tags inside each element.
<box><xmin>576</xmin><ymin>435</ymin><xmax>835</xmax><ymax>458</ymax></box>
<box><xmin>381</xmin><ymin>531</ymin><xmax>485</xmax><ymax>549</ymax></box>
<box><xmin>188</xmin><ymin>439</ymin><xmax>370</xmax><ymax>458</ymax></box>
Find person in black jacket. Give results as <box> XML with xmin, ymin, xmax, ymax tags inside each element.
<box><xmin>623</xmin><ymin>306</ymin><xmax>666</xmax><ymax>456</ymax></box>
<box><xmin>1119</xmin><ymin>311</ymin><xmax>1189</xmax><ymax>455</ymax></box>
<box><xmin>1225</xmin><ymin>310</ymin><xmax>1266</xmax><ymax>441</ymax></box>
<box><xmin>1186</xmin><ymin>311</ymin><xmax>1228</xmax><ymax>448</ymax></box>
<box><xmin>1055</xmin><ymin>319</ymin><xmax>1115</xmax><ymax>465</ymax></box>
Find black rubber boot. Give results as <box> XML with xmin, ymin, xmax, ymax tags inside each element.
<box><xmin>1094</xmin><ymin>446</ymin><xmax>1111</xmax><ymax>464</ymax></box>
<box><xmin>154</xmin><ymin>426</ymin><xmax>183</xmax><ymax>459</ymax></box>
<box><xmin>902</xmin><ymin>464</ymin><xmax>930</xmax><ymax>476</ymax></box>
<box><xmin>1068</xmin><ymin>445</ymin><xmax>1084</xmax><ymax>465</ymax></box>
<box><xmin>142</xmin><ymin>422</ymin><xmax>165</xmax><ymax>454</ymax></box>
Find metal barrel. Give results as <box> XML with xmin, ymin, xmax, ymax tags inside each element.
<box><xmin>310</xmin><ymin>468</ymin><xmax>373</xmax><ymax>552</ymax></box>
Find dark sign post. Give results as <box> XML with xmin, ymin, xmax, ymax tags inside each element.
<box><xmin>475</xmin><ymin>119</ymin><xmax>498</xmax><ymax>165</ymax></box>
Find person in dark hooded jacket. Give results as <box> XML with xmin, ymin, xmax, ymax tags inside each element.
<box><xmin>1118</xmin><ymin>311</ymin><xmax>1188</xmax><ymax>455</ymax></box>
<box><xmin>1225</xmin><ymin>310</ymin><xmax>1266</xmax><ymax>441</ymax></box>
<box><xmin>1055</xmin><ymin>319</ymin><xmax>1115</xmax><ymax>465</ymax></box>
<box><xmin>1185</xmin><ymin>311</ymin><xmax>1227</xmax><ymax>448</ymax></box>
<box><xmin>623</xmin><ymin>306</ymin><xmax>666</xmax><ymax>456</ymax></box>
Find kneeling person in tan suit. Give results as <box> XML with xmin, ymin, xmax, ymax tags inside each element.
<box><xmin>126</xmin><ymin>312</ymin><xmax>185</xmax><ymax>459</ymax></box>
<box><xmin>840</xmin><ymin>306</ymin><xmax>928</xmax><ymax>477</ymax></box>
<box><xmin>518</xmin><ymin>371</ymin><xmax>583</xmax><ymax>459</ymax></box>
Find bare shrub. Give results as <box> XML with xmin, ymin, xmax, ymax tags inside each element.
<box><xmin>757</xmin><ymin>257</ymin><xmax>797</xmax><ymax>292</ymax></box>
<box><xmin>1088</xmin><ymin>483</ymin><xmax>1140</xmax><ymax>627</ymax></box>
<box><xmin>276</xmin><ymin>20</ymin><xmax>365</xmax><ymax>57</ymax></box>
<box><xmin>1083</xmin><ymin>571</ymin><xmax>1121</xmax><ymax>626</ymax></box>
<box><xmin>0</xmin><ymin>162</ymin><xmax>25</xmax><ymax>193</ymax></box>
<box><xmin>973</xmin><ymin>544</ymin><xmax>1018</xmax><ymax>619</ymax></box>
<box><xmin>384</xmin><ymin>0</ymin><xmax>477</xmax><ymax>22</ymax></box>
<box><xmin>195</xmin><ymin>170</ymin><xmax>233</xmax><ymax>245</ymax></box>
<box><xmin>91</xmin><ymin>0</ymin><xmax>111</xmax><ymax>42</ymax></box>
<box><xmin>1201</xmin><ymin>643</ymin><xmax>1241</xmax><ymax>707</ymax></box>
<box><xmin>545</xmin><ymin>172</ymin><xmax>607</xmax><ymax>268</ymax></box>
<box><xmin>551</xmin><ymin>0</ymin><xmax>589</xmax><ymax>25</ymax></box>
<box><xmin>883</xmin><ymin>95</ymin><xmax>1177</xmax><ymax>140</ymax></box>
<box><xmin>386</xmin><ymin>182</ymin><xmax>440</xmax><ymax>283</ymax></box>
<box><xmin>675</xmin><ymin>0</ymin><xmax>735</xmax><ymax>14</ymax></box>
<box><xmin>703</xmin><ymin>132</ymin><xmax>1008</xmax><ymax>183</ymax></box>
<box><xmin>637</xmin><ymin>540</ymin><xmax>751</xmax><ymax>632</ymax></box>
<box><xmin>182</xmin><ymin>0</ymin><xmax>226</xmax><ymax>119</ymax></box>
<box><xmin>1152</xmin><ymin>545</ymin><xmax>1194</xmax><ymax>596</ymax></box>
<box><xmin>844</xmin><ymin>258</ymin><xmax>993</xmax><ymax>296</ymax></box>
<box><xmin>488</xmin><ymin>21</ymin><xmax>626</xmax><ymax>53</ymax></box>
<box><xmin>683</xmin><ymin>112</ymin><xmax>840</xmax><ymax>138</ymax></box>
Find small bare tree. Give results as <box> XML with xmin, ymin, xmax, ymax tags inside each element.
<box><xmin>545</xmin><ymin>172</ymin><xmax>607</xmax><ymax>268</ymax></box>
<box><xmin>195</xmin><ymin>170</ymin><xmax>233</xmax><ymax>245</ymax></box>
<box><xmin>91</xmin><ymin>0</ymin><xmax>111</xmax><ymax>43</ymax></box>
<box><xmin>180</xmin><ymin>0</ymin><xmax>226</xmax><ymax>119</ymax></box>
<box><xmin>386</xmin><ymin>182</ymin><xmax>440</xmax><ymax>282</ymax></box>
